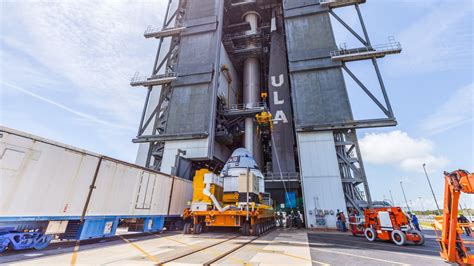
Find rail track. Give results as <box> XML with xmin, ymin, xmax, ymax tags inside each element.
<box><xmin>160</xmin><ymin>228</ymin><xmax>275</xmax><ymax>266</ymax></box>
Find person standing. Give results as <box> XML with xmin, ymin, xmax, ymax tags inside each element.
<box><xmin>410</xmin><ymin>213</ymin><xmax>421</xmax><ymax>231</ymax></box>
<box><xmin>340</xmin><ymin>210</ymin><xmax>347</xmax><ymax>232</ymax></box>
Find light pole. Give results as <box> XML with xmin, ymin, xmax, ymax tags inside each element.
<box><xmin>418</xmin><ymin>197</ymin><xmax>425</xmax><ymax>213</ymax></box>
<box><xmin>400</xmin><ymin>181</ymin><xmax>411</xmax><ymax>213</ymax></box>
<box><xmin>389</xmin><ymin>190</ymin><xmax>395</xmax><ymax>206</ymax></box>
<box><xmin>423</xmin><ymin>163</ymin><xmax>441</xmax><ymax>214</ymax></box>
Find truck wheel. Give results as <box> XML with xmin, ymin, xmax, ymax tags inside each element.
<box><xmin>364</xmin><ymin>228</ymin><xmax>376</xmax><ymax>242</ymax></box>
<box><xmin>411</xmin><ymin>230</ymin><xmax>425</xmax><ymax>245</ymax></box>
<box><xmin>0</xmin><ymin>242</ymin><xmax>8</xmax><ymax>253</ymax></box>
<box><xmin>242</xmin><ymin>223</ymin><xmax>250</xmax><ymax>236</ymax></box>
<box><xmin>253</xmin><ymin>224</ymin><xmax>260</xmax><ymax>236</ymax></box>
<box><xmin>183</xmin><ymin>223</ymin><xmax>192</xmax><ymax>234</ymax></box>
<box><xmin>193</xmin><ymin>223</ymin><xmax>202</xmax><ymax>235</ymax></box>
<box><xmin>34</xmin><ymin>234</ymin><xmax>53</xmax><ymax>250</ymax></box>
<box><xmin>391</xmin><ymin>230</ymin><xmax>406</xmax><ymax>246</ymax></box>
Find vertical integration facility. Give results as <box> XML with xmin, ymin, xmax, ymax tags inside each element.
<box><xmin>131</xmin><ymin>0</ymin><xmax>401</xmax><ymax>228</ymax></box>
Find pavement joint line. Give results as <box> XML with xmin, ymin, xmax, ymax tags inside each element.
<box><xmin>118</xmin><ymin>235</ymin><xmax>160</xmax><ymax>263</ymax></box>
<box><xmin>310</xmin><ymin>246</ymin><xmax>409</xmax><ymax>265</ymax></box>
<box><xmin>250</xmin><ymin>247</ymin><xmax>329</xmax><ymax>266</ymax></box>
<box><xmin>310</xmin><ymin>235</ymin><xmax>441</xmax><ymax>260</ymax></box>
<box><xmin>70</xmin><ymin>240</ymin><xmax>81</xmax><ymax>266</ymax></box>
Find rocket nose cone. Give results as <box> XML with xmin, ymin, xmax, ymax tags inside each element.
<box><xmin>222</xmin><ymin>148</ymin><xmax>260</xmax><ymax>175</ymax></box>
<box><xmin>231</xmin><ymin>148</ymin><xmax>252</xmax><ymax>158</ymax></box>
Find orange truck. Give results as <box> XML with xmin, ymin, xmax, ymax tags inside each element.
<box><xmin>362</xmin><ymin>207</ymin><xmax>424</xmax><ymax>246</ymax></box>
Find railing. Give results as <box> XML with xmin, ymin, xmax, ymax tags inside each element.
<box><xmin>226</xmin><ymin>102</ymin><xmax>267</xmax><ymax>111</ymax></box>
<box><xmin>330</xmin><ymin>40</ymin><xmax>402</xmax><ymax>58</ymax></box>
<box><xmin>318</xmin><ymin>0</ymin><xmax>365</xmax><ymax>6</ymax></box>
<box><xmin>130</xmin><ymin>72</ymin><xmax>177</xmax><ymax>86</ymax></box>
<box><xmin>144</xmin><ymin>25</ymin><xmax>185</xmax><ymax>37</ymax></box>
<box><xmin>265</xmin><ymin>172</ymin><xmax>300</xmax><ymax>182</ymax></box>
<box><xmin>144</xmin><ymin>25</ymin><xmax>161</xmax><ymax>35</ymax></box>
<box><xmin>318</xmin><ymin>0</ymin><xmax>336</xmax><ymax>4</ymax></box>
<box><xmin>223</xmin><ymin>28</ymin><xmax>263</xmax><ymax>41</ymax></box>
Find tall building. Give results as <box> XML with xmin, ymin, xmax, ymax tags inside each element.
<box><xmin>131</xmin><ymin>0</ymin><xmax>401</xmax><ymax>228</ymax></box>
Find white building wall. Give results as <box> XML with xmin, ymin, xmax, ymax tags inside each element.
<box><xmin>160</xmin><ymin>138</ymin><xmax>210</xmax><ymax>175</ymax></box>
<box><xmin>297</xmin><ymin>131</ymin><xmax>347</xmax><ymax>229</ymax></box>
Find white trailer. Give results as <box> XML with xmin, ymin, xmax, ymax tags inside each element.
<box><xmin>0</xmin><ymin>126</ymin><xmax>192</xmax><ymax>252</ymax></box>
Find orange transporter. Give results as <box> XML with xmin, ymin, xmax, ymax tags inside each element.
<box><xmin>182</xmin><ymin>169</ymin><xmax>275</xmax><ymax>236</ymax></box>
<box><xmin>433</xmin><ymin>169</ymin><xmax>474</xmax><ymax>265</ymax></box>
<box><xmin>363</xmin><ymin>207</ymin><xmax>424</xmax><ymax>246</ymax></box>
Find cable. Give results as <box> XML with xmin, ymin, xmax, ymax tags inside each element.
<box><xmin>270</xmin><ymin>133</ymin><xmax>293</xmax><ymax>211</ymax></box>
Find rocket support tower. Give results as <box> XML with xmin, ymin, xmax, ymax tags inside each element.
<box><xmin>131</xmin><ymin>0</ymin><xmax>401</xmax><ymax>229</ymax></box>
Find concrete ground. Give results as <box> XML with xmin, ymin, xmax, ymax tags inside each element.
<box><xmin>308</xmin><ymin>229</ymin><xmax>448</xmax><ymax>265</ymax></box>
<box><xmin>0</xmin><ymin>228</ymin><xmax>463</xmax><ymax>265</ymax></box>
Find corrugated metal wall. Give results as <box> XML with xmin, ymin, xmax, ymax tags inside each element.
<box><xmin>283</xmin><ymin>0</ymin><xmax>353</xmax><ymax>129</ymax></box>
<box><xmin>283</xmin><ymin>0</ymin><xmax>352</xmax><ymax>229</ymax></box>
<box><xmin>164</xmin><ymin>0</ymin><xmax>224</xmax><ymax>138</ymax></box>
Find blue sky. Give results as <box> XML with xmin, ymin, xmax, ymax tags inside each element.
<box><xmin>1</xmin><ymin>0</ymin><xmax>472</xmax><ymax>210</ymax></box>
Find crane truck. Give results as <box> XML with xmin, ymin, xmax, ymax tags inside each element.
<box><xmin>433</xmin><ymin>169</ymin><xmax>474</xmax><ymax>265</ymax></box>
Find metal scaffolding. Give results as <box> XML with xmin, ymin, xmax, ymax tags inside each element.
<box><xmin>132</xmin><ymin>0</ymin><xmax>187</xmax><ymax>170</ymax></box>
<box><xmin>324</xmin><ymin>1</ymin><xmax>401</xmax><ymax>208</ymax></box>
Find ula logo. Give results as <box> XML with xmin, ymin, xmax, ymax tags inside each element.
<box><xmin>271</xmin><ymin>74</ymin><xmax>288</xmax><ymax>124</ymax></box>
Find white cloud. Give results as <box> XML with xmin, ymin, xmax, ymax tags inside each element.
<box><xmin>388</xmin><ymin>1</ymin><xmax>473</xmax><ymax>75</ymax></box>
<box><xmin>1</xmin><ymin>1</ymin><xmax>167</xmax><ymax>127</ymax></box>
<box><xmin>421</xmin><ymin>83</ymin><xmax>473</xmax><ymax>135</ymax></box>
<box><xmin>359</xmin><ymin>130</ymin><xmax>449</xmax><ymax>173</ymax></box>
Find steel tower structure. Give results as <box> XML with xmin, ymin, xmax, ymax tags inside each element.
<box><xmin>131</xmin><ymin>0</ymin><xmax>401</xmax><ymax>229</ymax></box>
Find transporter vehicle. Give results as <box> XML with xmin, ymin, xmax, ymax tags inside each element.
<box><xmin>0</xmin><ymin>127</ymin><xmax>192</xmax><ymax>253</ymax></box>
<box><xmin>363</xmin><ymin>207</ymin><xmax>424</xmax><ymax>246</ymax></box>
<box><xmin>433</xmin><ymin>169</ymin><xmax>473</xmax><ymax>265</ymax></box>
<box><xmin>182</xmin><ymin>149</ymin><xmax>275</xmax><ymax>236</ymax></box>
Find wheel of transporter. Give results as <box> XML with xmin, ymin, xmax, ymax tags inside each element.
<box><xmin>253</xmin><ymin>224</ymin><xmax>260</xmax><ymax>236</ymax></box>
<box><xmin>391</xmin><ymin>230</ymin><xmax>406</xmax><ymax>246</ymax></box>
<box><xmin>0</xmin><ymin>240</ymin><xmax>9</xmax><ymax>254</ymax></box>
<box><xmin>410</xmin><ymin>230</ymin><xmax>425</xmax><ymax>245</ymax></box>
<box><xmin>364</xmin><ymin>228</ymin><xmax>376</xmax><ymax>242</ymax></box>
<box><xmin>193</xmin><ymin>223</ymin><xmax>202</xmax><ymax>234</ymax></box>
<box><xmin>183</xmin><ymin>222</ymin><xmax>192</xmax><ymax>234</ymax></box>
<box><xmin>242</xmin><ymin>223</ymin><xmax>250</xmax><ymax>236</ymax></box>
<box><xmin>34</xmin><ymin>234</ymin><xmax>53</xmax><ymax>250</ymax></box>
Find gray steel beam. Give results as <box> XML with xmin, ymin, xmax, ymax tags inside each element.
<box><xmin>342</xmin><ymin>64</ymin><xmax>390</xmax><ymax>117</ymax></box>
<box><xmin>329</xmin><ymin>10</ymin><xmax>368</xmax><ymax>46</ymax></box>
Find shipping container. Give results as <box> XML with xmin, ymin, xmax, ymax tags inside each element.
<box><xmin>0</xmin><ymin>126</ymin><xmax>191</xmax><ymax>252</ymax></box>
